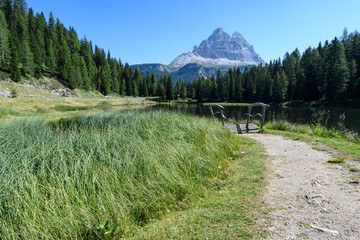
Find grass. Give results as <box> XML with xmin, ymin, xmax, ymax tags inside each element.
<box><xmin>328</xmin><ymin>158</ymin><xmax>346</xmax><ymax>164</ymax></box>
<box><xmin>54</xmin><ymin>101</ymin><xmax>112</xmax><ymax>111</ymax></box>
<box><xmin>125</xmin><ymin>135</ymin><xmax>266</xmax><ymax>239</ymax></box>
<box><xmin>0</xmin><ymin>111</ymin><xmax>264</xmax><ymax>239</ymax></box>
<box><xmin>349</xmin><ymin>167</ymin><xmax>360</xmax><ymax>172</ymax></box>
<box><xmin>0</xmin><ymin>97</ymin><xmax>151</xmax><ymax>119</ymax></box>
<box><xmin>0</xmin><ymin>80</ymin><xmax>54</xmax><ymax>96</ymax></box>
<box><xmin>264</xmin><ymin>120</ymin><xmax>360</xmax><ymax>160</ymax></box>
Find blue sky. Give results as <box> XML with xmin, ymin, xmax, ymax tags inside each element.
<box><xmin>27</xmin><ymin>0</ymin><xmax>360</xmax><ymax>65</ymax></box>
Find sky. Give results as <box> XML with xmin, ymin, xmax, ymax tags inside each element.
<box><xmin>26</xmin><ymin>0</ymin><xmax>360</xmax><ymax>65</ymax></box>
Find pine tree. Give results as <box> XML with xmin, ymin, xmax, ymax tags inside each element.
<box><xmin>100</xmin><ymin>63</ymin><xmax>112</xmax><ymax>95</ymax></box>
<box><xmin>45</xmin><ymin>39</ymin><xmax>56</xmax><ymax>74</ymax></box>
<box><xmin>348</xmin><ymin>59</ymin><xmax>357</xmax><ymax>97</ymax></box>
<box><xmin>283</xmin><ymin>52</ymin><xmax>296</xmax><ymax>100</ymax></box>
<box><xmin>158</xmin><ymin>81</ymin><xmax>166</xmax><ymax>102</ymax></box>
<box><xmin>325</xmin><ymin>38</ymin><xmax>349</xmax><ymax>100</ymax></box>
<box><xmin>150</xmin><ymin>73</ymin><xmax>157</xmax><ymax>96</ymax></box>
<box><xmin>79</xmin><ymin>56</ymin><xmax>91</xmax><ymax>90</ymax></box>
<box><xmin>234</xmin><ymin>68</ymin><xmax>243</xmax><ymax>102</ymax></box>
<box><xmin>12</xmin><ymin>0</ymin><xmax>34</xmax><ymax>76</ymax></box>
<box><xmin>242</xmin><ymin>67</ymin><xmax>251</xmax><ymax>102</ymax></box>
<box><xmin>28</xmin><ymin>8</ymin><xmax>42</xmax><ymax>77</ymax></box>
<box><xmin>166</xmin><ymin>76</ymin><xmax>173</xmax><ymax>101</ymax></box>
<box><xmin>263</xmin><ymin>67</ymin><xmax>273</xmax><ymax>102</ymax></box>
<box><xmin>0</xmin><ymin>8</ymin><xmax>10</xmax><ymax>70</ymax></box>
<box><xmin>142</xmin><ymin>76</ymin><xmax>148</xmax><ymax>96</ymax></box>
<box><xmin>133</xmin><ymin>69</ymin><xmax>142</xmax><ymax>96</ymax></box>
<box><xmin>45</xmin><ymin>12</ymin><xmax>57</xmax><ymax>74</ymax></box>
<box><xmin>120</xmin><ymin>78</ymin><xmax>126</xmax><ymax>96</ymax></box>
<box><xmin>10</xmin><ymin>42</ymin><xmax>21</xmax><ymax>81</ymax></box>
<box><xmin>21</xmin><ymin>39</ymin><xmax>34</xmax><ymax>75</ymax></box>
<box><xmin>228</xmin><ymin>69</ymin><xmax>235</xmax><ymax>101</ymax></box>
<box><xmin>123</xmin><ymin>63</ymin><xmax>132</xmax><ymax>96</ymax></box>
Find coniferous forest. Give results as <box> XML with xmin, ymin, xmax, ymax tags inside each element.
<box><xmin>0</xmin><ymin>0</ymin><xmax>359</xmax><ymax>103</ymax></box>
<box><xmin>0</xmin><ymin>0</ymin><xmax>173</xmax><ymax>99</ymax></box>
<box><xmin>178</xmin><ymin>30</ymin><xmax>360</xmax><ymax>103</ymax></box>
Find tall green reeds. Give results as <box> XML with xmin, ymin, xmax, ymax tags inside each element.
<box><xmin>0</xmin><ymin>111</ymin><xmax>239</xmax><ymax>239</ymax></box>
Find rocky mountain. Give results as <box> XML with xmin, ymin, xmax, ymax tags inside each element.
<box><xmin>170</xmin><ymin>28</ymin><xmax>264</xmax><ymax>68</ymax></box>
<box><xmin>131</xmin><ymin>28</ymin><xmax>264</xmax><ymax>83</ymax></box>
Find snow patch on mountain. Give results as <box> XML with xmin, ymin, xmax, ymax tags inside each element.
<box><xmin>170</xmin><ymin>28</ymin><xmax>264</xmax><ymax>68</ymax></box>
<box><xmin>170</xmin><ymin>52</ymin><xmax>260</xmax><ymax>68</ymax></box>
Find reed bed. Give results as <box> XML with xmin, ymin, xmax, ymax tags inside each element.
<box><xmin>0</xmin><ymin>111</ymin><xmax>239</xmax><ymax>239</ymax></box>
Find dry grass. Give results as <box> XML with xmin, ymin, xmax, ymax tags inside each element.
<box><xmin>0</xmin><ymin>97</ymin><xmax>152</xmax><ymax>119</ymax></box>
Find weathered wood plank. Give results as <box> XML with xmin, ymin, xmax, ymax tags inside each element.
<box><xmin>225</xmin><ymin>123</ymin><xmax>260</xmax><ymax>134</ymax></box>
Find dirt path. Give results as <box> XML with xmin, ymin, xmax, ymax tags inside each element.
<box><xmin>242</xmin><ymin>134</ymin><xmax>360</xmax><ymax>240</ymax></box>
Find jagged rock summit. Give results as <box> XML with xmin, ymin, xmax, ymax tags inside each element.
<box><xmin>170</xmin><ymin>28</ymin><xmax>265</xmax><ymax>68</ymax></box>
<box><xmin>132</xmin><ymin>28</ymin><xmax>265</xmax><ymax>82</ymax></box>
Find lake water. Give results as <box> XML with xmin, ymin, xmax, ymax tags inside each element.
<box><xmin>140</xmin><ymin>104</ymin><xmax>360</xmax><ymax>134</ymax></box>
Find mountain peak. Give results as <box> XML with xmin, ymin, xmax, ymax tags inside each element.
<box><xmin>232</xmin><ymin>31</ymin><xmax>243</xmax><ymax>38</ymax></box>
<box><xmin>207</xmin><ymin>27</ymin><xmax>230</xmax><ymax>42</ymax></box>
<box><xmin>172</xmin><ymin>28</ymin><xmax>264</xmax><ymax>67</ymax></box>
<box><xmin>210</xmin><ymin>28</ymin><xmax>226</xmax><ymax>37</ymax></box>
<box><xmin>213</xmin><ymin>27</ymin><xmax>224</xmax><ymax>35</ymax></box>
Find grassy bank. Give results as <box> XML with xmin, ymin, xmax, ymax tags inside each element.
<box><xmin>283</xmin><ymin>99</ymin><xmax>360</xmax><ymax>108</ymax></box>
<box><xmin>264</xmin><ymin>120</ymin><xmax>360</xmax><ymax>160</ymax></box>
<box><xmin>0</xmin><ymin>97</ymin><xmax>151</xmax><ymax>119</ymax></box>
<box><xmin>0</xmin><ymin>111</ymin><xmax>261</xmax><ymax>239</ymax></box>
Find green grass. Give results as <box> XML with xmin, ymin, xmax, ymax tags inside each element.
<box><xmin>328</xmin><ymin>157</ymin><xmax>346</xmax><ymax>164</ymax></box>
<box><xmin>0</xmin><ymin>106</ymin><xmax>38</xmax><ymax>117</ymax></box>
<box><xmin>54</xmin><ymin>101</ymin><xmax>113</xmax><ymax>112</ymax></box>
<box><xmin>0</xmin><ymin>97</ymin><xmax>151</xmax><ymax>119</ymax></box>
<box><xmin>0</xmin><ymin>111</ymin><xmax>259</xmax><ymax>239</ymax></box>
<box><xmin>0</xmin><ymin>79</ymin><xmax>55</xmax><ymax>96</ymax></box>
<box><xmin>264</xmin><ymin>120</ymin><xmax>360</xmax><ymax>160</ymax></box>
<box><xmin>350</xmin><ymin>167</ymin><xmax>360</xmax><ymax>172</ymax></box>
<box><xmin>125</xmin><ymin>136</ymin><xmax>266</xmax><ymax>239</ymax></box>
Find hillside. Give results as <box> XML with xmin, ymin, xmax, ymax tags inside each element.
<box><xmin>0</xmin><ymin>72</ymin><xmax>107</xmax><ymax>98</ymax></box>
<box><xmin>0</xmin><ymin>0</ymin><xmax>157</xmax><ymax>98</ymax></box>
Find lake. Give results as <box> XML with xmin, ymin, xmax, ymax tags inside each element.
<box><xmin>140</xmin><ymin>104</ymin><xmax>360</xmax><ymax>134</ymax></box>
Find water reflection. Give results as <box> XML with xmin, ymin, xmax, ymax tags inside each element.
<box><xmin>139</xmin><ymin>104</ymin><xmax>359</xmax><ymax>133</ymax></box>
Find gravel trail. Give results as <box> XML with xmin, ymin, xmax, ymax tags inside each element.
<box><xmin>242</xmin><ymin>134</ymin><xmax>360</xmax><ymax>240</ymax></box>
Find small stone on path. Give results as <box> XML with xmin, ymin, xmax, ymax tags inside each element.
<box><xmin>311</xmin><ymin>225</ymin><xmax>339</xmax><ymax>236</ymax></box>
<box><xmin>305</xmin><ymin>194</ymin><xmax>325</xmax><ymax>203</ymax></box>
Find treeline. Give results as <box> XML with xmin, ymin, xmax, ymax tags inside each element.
<box><xmin>0</xmin><ymin>0</ymin><xmax>175</xmax><ymax>98</ymax></box>
<box><xmin>178</xmin><ymin>29</ymin><xmax>360</xmax><ymax>103</ymax></box>
<box><xmin>1</xmin><ymin>0</ymin><xmax>359</xmax><ymax>102</ymax></box>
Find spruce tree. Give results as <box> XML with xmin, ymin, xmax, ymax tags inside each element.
<box><xmin>158</xmin><ymin>81</ymin><xmax>166</xmax><ymax>101</ymax></box>
<box><xmin>0</xmin><ymin>8</ymin><xmax>10</xmax><ymax>70</ymax></box>
<box><xmin>150</xmin><ymin>73</ymin><xmax>157</xmax><ymax>96</ymax></box>
<box><xmin>283</xmin><ymin>52</ymin><xmax>297</xmax><ymax>100</ymax></box>
<box><xmin>120</xmin><ymin>78</ymin><xmax>126</xmax><ymax>96</ymax></box>
<box><xmin>228</xmin><ymin>69</ymin><xmax>235</xmax><ymax>101</ymax></box>
<box><xmin>325</xmin><ymin>38</ymin><xmax>349</xmax><ymax>100</ymax></box>
<box><xmin>166</xmin><ymin>76</ymin><xmax>173</xmax><ymax>101</ymax></box>
<box><xmin>10</xmin><ymin>42</ymin><xmax>21</xmax><ymax>81</ymax></box>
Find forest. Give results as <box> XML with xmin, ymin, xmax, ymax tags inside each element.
<box><xmin>0</xmin><ymin>0</ymin><xmax>359</xmax><ymax>103</ymax></box>
<box><xmin>178</xmin><ymin>30</ymin><xmax>360</xmax><ymax>103</ymax></box>
<box><xmin>0</xmin><ymin>0</ymin><xmax>175</xmax><ymax>99</ymax></box>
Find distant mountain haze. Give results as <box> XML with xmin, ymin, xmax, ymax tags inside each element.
<box><xmin>132</xmin><ymin>28</ymin><xmax>264</xmax><ymax>82</ymax></box>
